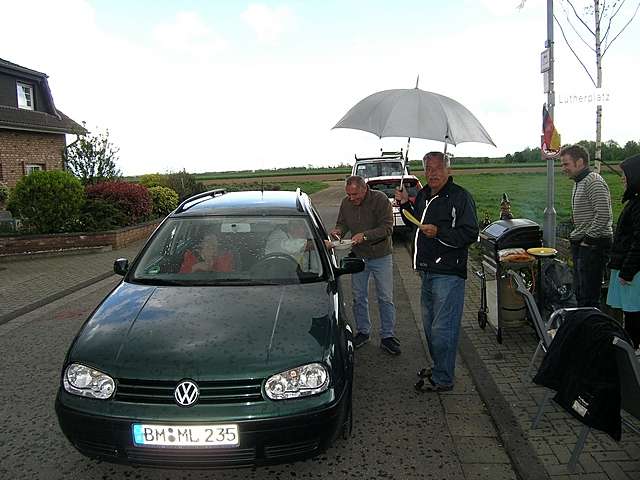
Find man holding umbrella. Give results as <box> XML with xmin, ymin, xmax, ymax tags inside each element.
<box><xmin>395</xmin><ymin>152</ymin><xmax>479</xmax><ymax>392</ymax></box>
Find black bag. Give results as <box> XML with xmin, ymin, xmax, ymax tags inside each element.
<box><xmin>542</xmin><ymin>259</ymin><xmax>576</xmax><ymax>316</ymax></box>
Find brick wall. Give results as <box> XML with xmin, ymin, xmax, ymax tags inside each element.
<box><xmin>0</xmin><ymin>130</ymin><xmax>66</xmax><ymax>187</ymax></box>
<box><xmin>0</xmin><ymin>220</ymin><xmax>161</xmax><ymax>255</ymax></box>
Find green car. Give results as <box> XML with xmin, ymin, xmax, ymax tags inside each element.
<box><xmin>55</xmin><ymin>189</ymin><xmax>364</xmax><ymax>468</ymax></box>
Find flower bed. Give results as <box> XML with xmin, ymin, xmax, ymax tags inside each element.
<box><xmin>0</xmin><ymin>220</ymin><xmax>160</xmax><ymax>256</ymax></box>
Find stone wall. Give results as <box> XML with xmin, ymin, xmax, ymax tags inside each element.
<box><xmin>0</xmin><ymin>130</ymin><xmax>66</xmax><ymax>187</ymax></box>
<box><xmin>0</xmin><ymin>220</ymin><xmax>160</xmax><ymax>255</ymax></box>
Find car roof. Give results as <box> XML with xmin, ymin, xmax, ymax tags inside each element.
<box><xmin>171</xmin><ymin>190</ymin><xmax>309</xmax><ymax>217</ymax></box>
<box><xmin>366</xmin><ymin>175</ymin><xmax>420</xmax><ymax>182</ymax></box>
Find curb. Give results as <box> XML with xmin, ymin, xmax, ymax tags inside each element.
<box><xmin>0</xmin><ymin>271</ymin><xmax>114</xmax><ymax>326</ymax></box>
<box><xmin>394</xmin><ymin>241</ymin><xmax>549</xmax><ymax>480</ymax></box>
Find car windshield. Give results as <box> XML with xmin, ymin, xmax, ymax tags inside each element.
<box><xmin>355</xmin><ymin>161</ymin><xmax>404</xmax><ymax>179</ymax></box>
<box><xmin>369</xmin><ymin>179</ymin><xmax>419</xmax><ymax>198</ymax></box>
<box><xmin>130</xmin><ymin>216</ymin><xmax>325</xmax><ymax>286</ymax></box>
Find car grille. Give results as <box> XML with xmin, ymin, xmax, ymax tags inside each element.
<box><xmin>264</xmin><ymin>439</ymin><xmax>320</xmax><ymax>459</ymax></box>
<box><xmin>125</xmin><ymin>446</ymin><xmax>257</xmax><ymax>466</ymax></box>
<box><xmin>114</xmin><ymin>378</ymin><xmax>264</xmax><ymax>404</ymax></box>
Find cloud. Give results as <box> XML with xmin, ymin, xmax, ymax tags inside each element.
<box><xmin>151</xmin><ymin>11</ymin><xmax>227</xmax><ymax>59</ymax></box>
<box><xmin>241</xmin><ymin>3</ymin><xmax>296</xmax><ymax>44</ymax></box>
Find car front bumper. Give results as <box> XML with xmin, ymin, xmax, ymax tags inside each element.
<box><xmin>55</xmin><ymin>386</ymin><xmax>349</xmax><ymax>468</ymax></box>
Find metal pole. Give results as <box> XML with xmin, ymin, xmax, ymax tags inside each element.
<box><xmin>543</xmin><ymin>0</ymin><xmax>557</xmax><ymax>248</ymax></box>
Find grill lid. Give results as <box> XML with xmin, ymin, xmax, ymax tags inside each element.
<box><xmin>481</xmin><ymin>218</ymin><xmax>540</xmax><ymax>241</ymax></box>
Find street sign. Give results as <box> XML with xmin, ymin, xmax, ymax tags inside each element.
<box><xmin>540</xmin><ymin>48</ymin><xmax>550</xmax><ymax>73</ymax></box>
<box><xmin>543</xmin><ymin>71</ymin><xmax>550</xmax><ymax>93</ymax></box>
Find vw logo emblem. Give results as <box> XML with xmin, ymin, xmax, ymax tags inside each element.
<box><xmin>174</xmin><ymin>380</ymin><xmax>199</xmax><ymax>407</ymax></box>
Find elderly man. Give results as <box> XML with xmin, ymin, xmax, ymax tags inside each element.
<box><xmin>396</xmin><ymin>152</ymin><xmax>479</xmax><ymax>392</ymax></box>
<box><xmin>560</xmin><ymin>144</ymin><xmax>613</xmax><ymax>308</ymax></box>
<box><xmin>330</xmin><ymin>175</ymin><xmax>400</xmax><ymax>355</ymax></box>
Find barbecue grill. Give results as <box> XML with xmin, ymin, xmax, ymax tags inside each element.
<box><xmin>477</xmin><ymin>219</ymin><xmax>542</xmax><ymax>343</ymax></box>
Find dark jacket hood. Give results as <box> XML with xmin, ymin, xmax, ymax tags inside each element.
<box><xmin>621</xmin><ymin>154</ymin><xmax>640</xmax><ymax>202</ymax></box>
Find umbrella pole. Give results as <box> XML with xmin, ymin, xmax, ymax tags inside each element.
<box><xmin>400</xmin><ymin>137</ymin><xmax>411</xmax><ymax>190</ymax></box>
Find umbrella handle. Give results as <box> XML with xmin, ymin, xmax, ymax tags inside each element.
<box><xmin>400</xmin><ymin>137</ymin><xmax>411</xmax><ymax>189</ymax></box>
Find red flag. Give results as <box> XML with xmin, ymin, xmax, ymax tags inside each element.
<box><xmin>542</xmin><ymin>105</ymin><xmax>561</xmax><ymax>153</ymax></box>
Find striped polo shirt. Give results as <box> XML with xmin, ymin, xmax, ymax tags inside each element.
<box><xmin>570</xmin><ymin>168</ymin><xmax>613</xmax><ymax>243</ymax></box>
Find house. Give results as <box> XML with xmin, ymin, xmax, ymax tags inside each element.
<box><xmin>0</xmin><ymin>57</ymin><xmax>85</xmax><ymax>188</ymax></box>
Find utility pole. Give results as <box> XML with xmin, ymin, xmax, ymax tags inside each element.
<box><xmin>543</xmin><ymin>0</ymin><xmax>557</xmax><ymax>247</ymax></box>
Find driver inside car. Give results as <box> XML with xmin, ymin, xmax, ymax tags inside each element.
<box><xmin>179</xmin><ymin>232</ymin><xmax>235</xmax><ymax>273</ymax></box>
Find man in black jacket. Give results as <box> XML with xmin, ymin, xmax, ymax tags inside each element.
<box><xmin>395</xmin><ymin>152</ymin><xmax>479</xmax><ymax>392</ymax></box>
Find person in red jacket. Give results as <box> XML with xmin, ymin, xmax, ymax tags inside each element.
<box><xmin>179</xmin><ymin>233</ymin><xmax>234</xmax><ymax>273</ymax></box>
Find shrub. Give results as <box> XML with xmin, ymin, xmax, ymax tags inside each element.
<box><xmin>165</xmin><ymin>170</ymin><xmax>206</xmax><ymax>200</ymax></box>
<box><xmin>0</xmin><ymin>181</ymin><xmax>9</xmax><ymax>204</ymax></box>
<box><xmin>6</xmin><ymin>170</ymin><xmax>85</xmax><ymax>233</ymax></box>
<box><xmin>78</xmin><ymin>198</ymin><xmax>129</xmax><ymax>232</ymax></box>
<box><xmin>85</xmin><ymin>181</ymin><xmax>152</xmax><ymax>226</ymax></box>
<box><xmin>148</xmin><ymin>186</ymin><xmax>179</xmax><ymax>218</ymax></box>
<box><xmin>139</xmin><ymin>173</ymin><xmax>167</xmax><ymax>189</ymax></box>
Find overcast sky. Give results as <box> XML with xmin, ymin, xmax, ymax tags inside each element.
<box><xmin>1</xmin><ymin>0</ymin><xmax>638</xmax><ymax>175</ymax></box>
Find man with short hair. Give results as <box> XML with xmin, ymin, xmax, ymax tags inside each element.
<box><xmin>331</xmin><ymin>175</ymin><xmax>400</xmax><ymax>355</ymax></box>
<box><xmin>560</xmin><ymin>144</ymin><xmax>613</xmax><ymax>308</ymax></box>
<box><xmin>396</xmin><ymin>152</ymin><xmax>479</xmax><ymax>392</ymax></box>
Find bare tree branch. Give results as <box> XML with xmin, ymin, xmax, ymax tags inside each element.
<box><xmin>554</xmin><ymin>13</ymin><xmax>598</xmax><ymax>87</ymax></box>
<box><xmin>603</xmin><ymin>0</ymin><xmax>627</xmax><ymax>41</ymax></box>
<box><xmin>561</xmin><ymin>1</ymin><xmax>596</xmax><ymax>51</ymax></box>
<box><xmin>564</xmin><ymin>0</ymin><xmax>596</xmax><ymax>35</ymax></box>
<box><xmin>603</xmin><ymin>0</ymin><xmax>640</xmax><ymax>55</ymax></box>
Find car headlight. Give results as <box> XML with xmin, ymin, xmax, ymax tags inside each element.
<box><xmin>63</xmin><ymin>363</ymin><xmax>115</xmax><ymax>400</ymax></box>
<box><xmin>264</xmin><ymin>363</ymin><xmax>329</xmax><ymax>400</ymax></box>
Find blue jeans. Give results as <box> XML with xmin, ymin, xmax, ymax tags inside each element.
<box><xmin>351</xmin><ymin>254</ymin><xmax>396</xmax><ymax>339</ymax></box>
<box><xmin>571</xmin><ymin>243</ymin><xmax>608</xmax><ymax>308</ymax></box>
<box><xmin>420</xmin><ymin>271</ymin><xmax>465</xmax><ymax>386</ymax></box>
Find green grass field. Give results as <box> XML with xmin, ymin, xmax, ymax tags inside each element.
<box><xmin>205</xmin><ymin>180</ymin><xmax>329</xmax><ymax>195</ymax></box>
<box><xmin>431</xmin><ymin>172</ymin><xmax>626</xmax><ymax>227</ymax></box>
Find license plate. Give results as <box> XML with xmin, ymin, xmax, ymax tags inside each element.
<box><xmin>132</xmin><ymin>424</ymin><xmax>239</xmax><ymax>447</ymax></box>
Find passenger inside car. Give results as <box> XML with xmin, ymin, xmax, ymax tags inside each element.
<box><xmin>179</xmin><ymin>232</ymin><xmax>235</xmax><ymax>273</ymax></box>
<box><xmin>264</xmin><ymin>220</ymin><xmax>320</xmax><ymax>273</ymax></box>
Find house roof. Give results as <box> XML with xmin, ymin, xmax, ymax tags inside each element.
<box><xmin>0</xmin><ymin>105</ymin><xmax>86</xmax><ymax>135</ymax></box>
<box><xmin>0</xmin><ymin>57</ymin><xmax>86</xmax><ymax>135</ymax></box>
<box><xmin>0</xmin><ymin>57</ymin><xmax>47</xmax><ymax>78</ymax></box>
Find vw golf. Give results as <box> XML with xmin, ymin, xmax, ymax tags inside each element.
<box><xmin>55</xmin><ymin>189</ymin><xmax>363</xmax><ymax>468</ymax></box>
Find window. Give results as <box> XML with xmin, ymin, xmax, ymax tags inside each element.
<box><xmin>25</xmin><ymin>164</ymin><xmax>43</xmax><ymax>174</ymax></box>
<box><xmin>17</xmin><ymin>82</ymin><xmax>34</xmax><ymax>110</ymax></box>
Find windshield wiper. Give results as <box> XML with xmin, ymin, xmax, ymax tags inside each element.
<box><xmin>130</xmin><ymin>278</ymin><xmax>191</xmax><ymax>286</ymax></box>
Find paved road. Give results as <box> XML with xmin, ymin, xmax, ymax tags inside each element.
<box><xmin>0</xmin><ymin>183</ymin><xmax>518</xmax><ymax>480</ymax></box>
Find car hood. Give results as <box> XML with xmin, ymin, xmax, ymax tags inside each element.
<box><xmin>69</xmin><ymin>281</ymin><xmax>336</xmax><ymax>381</ymax></box>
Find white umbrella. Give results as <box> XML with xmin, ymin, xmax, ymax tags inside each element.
<box><xmin>333</xmin><ymin>86</ymin><xmax>495</xmax><ymax>188</ymax></box>
<box><xmin>333</xmin><ymin>87</ymin><xmax>495</xmax><ymax>148</ymax></box>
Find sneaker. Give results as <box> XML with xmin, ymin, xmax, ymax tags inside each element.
<box><xmin>380</xmin><ymin>337</ymin><xmax>401</xmax><ymax>355</ymax></box>
<box><xmin>353</xmin><ymin>332</ymin><xmax>370</xmax><ymax>349</ymax></box>
<box><xmin>414</xmin><ymin>376</ymin><xmax>453</xmax><ymax>393</ymax></box>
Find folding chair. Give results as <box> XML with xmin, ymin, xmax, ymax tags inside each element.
<box><xmin>613</xmin><ymin>336</ymin><xmax>640</xmax><ymax>436</ymax></box>
<box><xmin>507</xmin><ymin>270</ymin><xmax>599</xmax><ymax>380</ymax></box>
<box><xmin>532</xmin><ymin>336</ymin><xmax>640</xmax><ymax>472</ymax></box>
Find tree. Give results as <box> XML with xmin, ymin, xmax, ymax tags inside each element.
<box><xmin>65</xmin><ymin>123</ymin><xmax>122</xmax><ymax>184</ymax></box>
<box><xmin>553</xmin><ymin>0</ymin><xmax>640</xmax><ymax>171</ymax></box>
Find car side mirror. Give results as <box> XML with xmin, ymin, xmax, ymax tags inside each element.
<box><xmin>114</xmin><ymin>258</ymin><xmax>129</xmax><ymax>276</ymax></box>
<box><xmin>335</xmin><ymin>257</ymin><xmax>364</xmax><ymax>277</ymax></box>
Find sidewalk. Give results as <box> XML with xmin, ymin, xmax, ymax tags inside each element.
<box><xmin>0</xmin><ymin>241</ymin><xmax>144</xmax><ymax>324</ymax></box>
<box><xmin>460</xmin><ymin>256</ymin><xmax>640</xmax><ymax>480</ymax></box>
